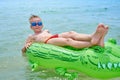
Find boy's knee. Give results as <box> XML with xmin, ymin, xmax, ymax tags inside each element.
<box><xmin>68</xmin><ymin>31</ymin><xmax>76</xmax><ymax>34</ymax></box>
<box><xmin>65</xmin><ymin>38</ymin><xmax>73</xmax><ymax>43</ymax></box>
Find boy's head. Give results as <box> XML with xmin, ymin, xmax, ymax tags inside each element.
<box><xmin>29</xmin><ymin>15</ymin><xmax>43</xmax><ymax>33</ymax></box>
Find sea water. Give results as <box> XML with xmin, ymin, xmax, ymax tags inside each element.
<box><xmin>0</xmin><ymin>0</ymin><xmax>120</xmax><ymax>80</ymax></box>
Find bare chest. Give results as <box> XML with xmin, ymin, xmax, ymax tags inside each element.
<box><xmin>34</xmin><ymin>32</ymin><xmax>52</xmax><ymax>43</ymax></box>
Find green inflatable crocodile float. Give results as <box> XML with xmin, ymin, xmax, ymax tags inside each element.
<box><xmin>26</xmin><ymin>38</ymin><xmax>120</xmax><ymax>79</ymax></box>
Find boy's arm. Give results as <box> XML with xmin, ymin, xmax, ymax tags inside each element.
<box><xmin>21</xmin><ymin>35</ymin><xmax>34</xmax><ymax>54</ymax></box>
<box><xmin>21</xmin><ymin>47</ymin><xmax>27</xmax><ymax>56</ymax></box>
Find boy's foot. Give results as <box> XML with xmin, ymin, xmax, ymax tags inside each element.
<box><xmin>98</xmin><ymin>26</ymin><xmax>109</xmax><ymax>47</ymax></box>
<box><xmin>91</xmin><ymin>23</ymin><xmax>105</xmax><ymax>45</ymax></box>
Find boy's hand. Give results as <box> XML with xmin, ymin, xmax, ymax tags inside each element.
<box><xmin>22</xmin><ymin>42</ymin><xmax>32</xmax><ymax>54</ymax></box>
<box><xmin>25</xmin><ymin>42</ymin><xmax>32</xmax><ymax>49</ymax></box>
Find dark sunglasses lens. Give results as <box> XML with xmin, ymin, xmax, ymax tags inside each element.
<box><xmin>38</xmin><ymin>22</ymin><xmax>42</xmax><ymax>26</ymax></box>
<box><xmin>31</xmin><ymin>22</ymin><xmax>36</xmax><ymax>26</ymax></box>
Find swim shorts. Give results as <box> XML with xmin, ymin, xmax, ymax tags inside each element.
<box><xmin>44</xmin><ymin>34</ymin><xmax>59</xmax><ymax>43</ymax></box>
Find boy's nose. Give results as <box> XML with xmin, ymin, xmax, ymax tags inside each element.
<box><xmin>36</xmin><ymin>24</ymin><xmax>39</xmax><ymax>26</ymax></box>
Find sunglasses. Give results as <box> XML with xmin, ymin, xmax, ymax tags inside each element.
<box><xmin>31</xmin><ymin>22</ymin><xmax>43</xmax><ymax>27</ymax></box>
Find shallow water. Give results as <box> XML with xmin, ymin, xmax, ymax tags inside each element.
<box><xmin>0</xmin><ymin>0</ymin><xmax>120</xmax><ymax>80</ymax></box>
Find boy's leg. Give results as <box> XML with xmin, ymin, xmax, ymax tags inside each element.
<box><xmin>46</xmin><ymin>38</ymin><xmax>93</xmax><ymax>49</ymax></box>
<box><xmin>59</xmin><ymin>31</ymin><xmax>92</xmax><ymax>41</ymax></box>
<box><xmin>65</xmin><ymin>38</ymin><xmax>93</xmax><ymax>48</ymax></box>
<box><xmin>46</xmin><ymin>38</ymin><xmax>68</xmax><ymax>46</ymax></box>
<box><xmin>59</xmin><ymin>24</ymin><xmax>106</xmax><ymax>42</ymax></box>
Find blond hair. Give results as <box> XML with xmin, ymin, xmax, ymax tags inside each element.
<box><xmin>29</xmin><ymin>15</ymin><xmax>40</xmax><ymax>21</ymax></box>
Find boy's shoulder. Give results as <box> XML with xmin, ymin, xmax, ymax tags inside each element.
<box><xmin>43</xmin><ymin>29</ymin><xmax>50</xmax><ymax>33</ymax></box>
<box><xmin>28</xmin><ymin>34</ymin><xmax>34</xmax><ymax>37</ymax></box>
<box><xmin>27</xmin><ymin>34</ymin><xmax>35</xmax><ymax>39</ymax></box>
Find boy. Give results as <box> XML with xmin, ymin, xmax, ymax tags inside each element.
<box><xmin>22</xmin><ymin>15</ymin><xmax>108</xmax><ymax>53</ymax></box>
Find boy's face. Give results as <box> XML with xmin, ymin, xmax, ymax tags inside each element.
<box><xmin>30</xmin><ymin>17</ymin><xmax>43</xmax><ymax>33</ymax></box>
